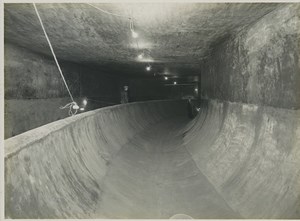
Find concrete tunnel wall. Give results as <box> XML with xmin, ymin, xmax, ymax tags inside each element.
<box><xmin>4</xmin><ymin>2</ymin><xmax>300</xmax><ymax>219</ymax></box>
<box><xmin>4</xmin><ymin>43</ymin><xmax>121</xmax><ymax>139</ymax></box>
<box><xmin>5</xmin><ymin>100</ymin><xmax>186</xmax><ymax>218</ymax></box>
<box><xmin>201</xmin><ymin>4</ymin><xmax>300</xmax><ymax>109</ymax></box>
<box><xmin>4</xmin><ymin>43</ymin><xmax>194</xmax><ymax>139</ymax></box>
<box><xmin>4</xmin><ymin>99</ymin><xmax>300</xmax><ymax>219</ymax></box>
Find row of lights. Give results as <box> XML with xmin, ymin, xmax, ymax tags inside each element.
<box><xmin>130</xmin><ymin>22</ymin><xmax>154</xmax><ymax>72</ymax></box>
<box><xmin>132</xmin><ymin>27</ymin><xmax>194</xmax><ymax>88</ymax></box>
<box><xmin>164</xmin><ymin>75</ymin><xmax>198</xmax><ymax>91</ymax></box>
<box><xmin>86</xmin><ymin>5</ymin><xmax>198</xmax><ymax>111</ymax></box>
<box><xmin>129</xmin><ymin>19</ymin><xmax>152</xmax><ymax>72</ymax></box>
<box><xmin>163</xmin><ymin>75</ymin><xmax>177</xmax><ymax>85</ymax></box>
<box><xmin>61</xmin><ymin>4</ymin><xmax>199</xmax><ymax>115</ymax></box>
<box><xmin>88</xmin><ymin>4</ymin><xmax>200</xmax><ymax>93</ymax></box>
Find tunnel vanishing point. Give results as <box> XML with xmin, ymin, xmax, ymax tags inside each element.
<box><xmin>3</xmin><ymin>2</ymin><xmax>300</xmax><ymax>219</ymax></box>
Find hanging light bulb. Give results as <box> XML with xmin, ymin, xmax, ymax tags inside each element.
<box><xmin>146</xmin><ymin>65</ymin><xmax>151</xmax><ymax>71</ymax></box>
<box><xmin>130</xmin><ymin>18</ymin><xmax>138</xmax><ymax>38</ymax></box>
<box><xmin>138</xmin><ymin>53</ymin><xmax>143</xmax><ymax>59</ymax></box>
<box><xmin>83</xmin><ymin>98</ymin><xmax>88</xmax><ymax>106</ymax></box>
<box><xmin>194</xmin><ymin>88</ymin><xmax>198</xmax><ymax>92</ymax></box>
<box><xmin>173</xmin><ymin>81</ymin><xmax>177</xmax><ymax>85</ymax></box>
<box><xmin>131</xmin><ymin>30</ymin><xmax>138</xmax><ymax>38</ymax></box>
<box><xmin>73</xmin><ymin>103</ymin><xmax>79</xmax><ymax>110</ymax></box>
<box><xmin>164</xmin><ymin>76</ymin><xmax>168</xmax><ymax>80</ymax></box>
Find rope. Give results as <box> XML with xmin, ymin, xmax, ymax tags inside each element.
<box><xmin>60</xmin><ymin>101</ymin><xmax>79</xmax><ymax>116</ymax></box>
<box><xmin>33</xmin><ymin>3</ymin><xmax>79</xmax><ymax>116</ymax></box>
<box><xmin>33</xmin><ymin>3</ymin><xmax>148</xmax><ymax>117</ymax></box>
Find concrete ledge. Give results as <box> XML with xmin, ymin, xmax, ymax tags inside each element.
<box><xmin>5</xmin><ymin>99</ymin><xmax>183</xmax><ymax>159</ymax></box>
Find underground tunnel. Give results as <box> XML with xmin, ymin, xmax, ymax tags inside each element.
<box><xmin>3</xmin><ymin>2</ymin><xmax>300</xmax><ymax>219</ymax></box>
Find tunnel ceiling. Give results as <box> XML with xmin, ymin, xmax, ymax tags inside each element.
<box><xmin>5</xmin><ymin>3</ymin><xmax>280</xmax><ymax>76</ymax></box>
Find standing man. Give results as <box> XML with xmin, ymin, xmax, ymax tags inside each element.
<box><xmin>121</xmin><ymin>85</ymin><xmax>129</xmax><ymax>103</ymax></box>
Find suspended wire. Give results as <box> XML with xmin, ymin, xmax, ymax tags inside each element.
<box><xmin>33</xmin><ymin>3</ymin><xmax>79</xmax><ymax>116</ymax></box>
<box><xmin>86</xmin><ymin>3</ymin><xmax>131</xmax><ymax>19</ymax></box>
<box><xmin>86</xmin><ymin>4</ymin><xmax>156</xmax><ymax>73</ymax></box>
<box><xmin>33</xmin><ymin>3</ymin><xmax>152</xmax><ymax>117</ymax></box>
<box><xmin>86</xmin><ymin>3</ymin><xmax>142</xmax><ymax>55</ymax></box>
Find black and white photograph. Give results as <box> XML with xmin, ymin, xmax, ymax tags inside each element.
<box><xmin>1</xmin><ymin>0</ymin><xmax>300</xmax><ymax>219</ymax></box>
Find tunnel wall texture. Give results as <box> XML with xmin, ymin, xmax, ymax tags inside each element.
<box><xmin>184</xmin><ymin>99</ymin><xmax>300</xmax><ymax>218</ymax></box>
<box><xmin>5</xmin><ymin>100</ymin><xmax>300</xmax><ymax>219</ymax></box>
<box><xmin>4</xmin><ymin>43</ymin><xmax>79</xmax><ymax>138</ymax></box>
<box><xmin>4</xmin><ymin>43</ymin><xmax>121</xmax><ymax>138</ymax></box>
<box><xmin>201</xmin><ymin>4</ymin><xmax>300</xmax><ymax>109</ymax></box>
<box><xmin>4</xmin><ymin>43</ymin><xmax>80</xmax><ymax>99</ymax></box>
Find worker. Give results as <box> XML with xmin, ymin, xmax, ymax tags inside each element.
<box><xmin>187</xmin><ymin>98</ymin><xmax>194</xmax><ymax>119</ymax></box>
<box><xmin>121</xmin><ymin>85</ymin><xmax>129</xmax><ymax>103</ymax></box>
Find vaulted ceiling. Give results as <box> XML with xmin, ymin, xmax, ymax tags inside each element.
<box><xmin>4</xmin><ymin>3</ymin><xmax>280</xmax><ymax>76</ymax></box>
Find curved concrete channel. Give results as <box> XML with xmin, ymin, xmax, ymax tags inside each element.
<box><xmin>5</xmin><ymin>100</ymin><xmax>300</xmax><ymax>219</ymax></box>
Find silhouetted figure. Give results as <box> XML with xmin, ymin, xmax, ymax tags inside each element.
<box><xmin>187</xmin><ymin>99</ymin><xmax>194</xmax><ymax>119</ymax></box>
<box><xmin>121</xmin><ymin>86</ymin><xmax>129</xmax><ymax>103</ymax></box>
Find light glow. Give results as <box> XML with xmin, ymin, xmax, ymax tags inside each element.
<box><xmin>83</xmin><ymin>99</ymin><xmax>88</xmax><ymax>106</ymax></box>
<box><xmin>138</xmin><ymin>54</ymin><xmax>144</xmax><ymax>59</ymax></box>
<box><xmin>80</xmin><ymin>107</ymin><xmax>85</xmax><ymax>111</ymax></box>
<box><xmin>164</xmin><ymin>76</ymin><xmax>168</xmax><ymax>80</ymax></box>
<box><xmin>131</xmin><ymin>30</ymin><xmax>138</xmax><ymax>38</ymax></box>
<box><xmin>174</xmin><ymin>81</ymin><xmax>177</xmax><ymax>85</ymax></box>
<box><xmin>73</xmin><ymin>104</ymin><xmax>79</xmax><ymax>110</ymax></box>
<box><xmin>146</xmin><ymin>65</ymin><xmax>151</xmax><ymax>71</ymax></box>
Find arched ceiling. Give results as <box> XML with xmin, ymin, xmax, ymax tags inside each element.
<box><xmin>4</xmin><ymin>3</ymin><xmax>280</xmax><ymax>76</ymax></box>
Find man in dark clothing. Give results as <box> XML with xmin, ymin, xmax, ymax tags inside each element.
<box><xmin>187</xmin><ymin>98</ymin><xmax>194</xmax><ymax>119</ymax></box>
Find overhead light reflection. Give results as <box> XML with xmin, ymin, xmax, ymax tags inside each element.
<box><xmin>131</xmin><ymin>30</ymin><xmax>138</xmax><ymax>38</ymax></box>
<box><xmin>137</xmin><ymin>54</ymin><xmax>144</xmax><ymax>59</ymax></box>
<box><xmin>83</xmin><ymin>99</ymin><xmax>88</xmax><ymax>106</ymax></box>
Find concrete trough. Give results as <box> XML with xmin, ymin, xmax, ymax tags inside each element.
<box><xmin>4</xmin><ymin>100</ymin><xmax>300</xmax><ymax>218</ymax></box>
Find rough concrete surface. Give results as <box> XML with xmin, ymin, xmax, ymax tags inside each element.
<box><xmin>5</xmin><ymin>100</ymin><xmax>300</xmax><ymax>219</ymax></box>
<box><xmin>4</xmin><ymin>43</ymin><xmax>122</xmax><ymax>138</ymax></box>
<box><xmin>4</xmin><ymin>98</ymin><xmax>79</xmax><ymax>139</ymax></box>
<box><xmin>4</xmin><ymin>3</ymin><xmax>280</xmax><ymax>76</ymax></box>
<box><xmin>4</xmin><ymin>43</ymin><xmax>80</xmax><ymax>99</ymax></box>
<box><xmin>201</xmin><ymin>4</ymin><xmax>300</xmax><ymax>109</ymax></box>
